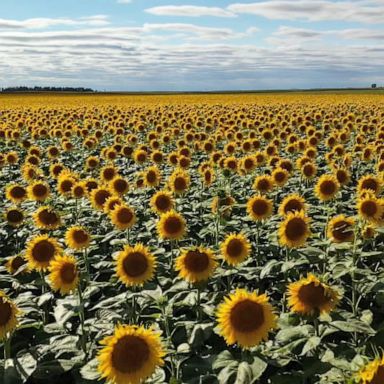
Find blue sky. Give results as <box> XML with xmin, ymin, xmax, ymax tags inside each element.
<box><xmin>0</xmin><ymin>0</ymin><xmax>383</xmax><ymax>91</ymax></box>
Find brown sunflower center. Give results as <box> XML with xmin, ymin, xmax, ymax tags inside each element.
<box><xmin>184</xmin><ymin>250</ymin><xmax>209</xmax><ymax>273</ymax></box>
<box><xmin>230</xmin><ymin>299</ymin><xmax>265</xmax><ymax>333</ymax></box>
<box><xmin>111</xmin><ymin>335</ymin><xmax>150</xmax><ymax>374</ymax></box>
<box><xmin>33</xmin><ymin>184</ymin><xmax>48</xmax><ymax>197</ymax></box>
<box><xmin>32</xmin><ymin>240</ymin><xmax>55</xmax><ymax>262</ymax></box>
<box><xmin>284</xmin><ymin>200</ymin><xmax>303</xmax><ymax>214</ymax></box>
<box><xmin>285</xmin><ymin>217</ymin><xmax>307</xmax><ymax>241</ymax></box>
<box><xmin>297</xmin><ymin>282</ymin><xmax>330</xmax><ymax>309</ymax></box>
<box><xmin>274</xmin><ymin>171</ymin><xmax>286</xmax><ymax>183</ymax></box>
<box><xmin>114</xmin><ymin>179</ymin><xmax>128</xmax><ymax>193</ymax></box>
<box><xmin>320</xmin><ymin>180</ymin><xmax>337</xmax><ymax>195</ymax></box>
<box><xmin>95</xmin><ymin>190</ymin><xmax>111</xmax><ymax>206</ymax></box>
<box><xmin>0</xmin><ymin>298</ymin><xmax>12</xmax><ymax>326</ymax></box>
<box><xmin>331</xmin><ymin>220</ymin><xmax>353</xmax><ymax>242</ymax></box>
<box><xmin>370</xmin><ymin>365</ymin><xmax>384</xmax><ymax>384</ymax></box>
<box><xmin>72</xmin><ymin>230</ymin><xmax>89</xmax><ymax>244</ymax></box>
<box><xmin>123</xmin><ymin>252</ymin><xmax>148</xmax><ymax>277</ymax></box>
<box><xmin>256</xmin><ymin>179</ymin><xmax>270</xmax><ymax>191</ymax></box>
<box><xmin>155</xmin><ymin>195</ymin><xmax>171</xmax><ymax>211</ymax></box>
<box><xmin>252</xmin><ymin>200</ymin><xmax>269</xmax><ymax>216</ymax></box>
<box><xmin>226</xmin><ymin>239</ymin><xmax>244</xmax><ymax>258</ymax></box>
<box><xmin>60</xmin><ymin>179</ymin><xmax>74</xmax><ymax>193</ymax></box>
<box><xmin>11</xmin><ymin>186</ymin><xmax>26</xmax><ymax>199</ymax></box>
<box><xmin>146</xmin><ymin>171</ymin><xmax>157</xmax><ymax>183</ymax></box>
<box><xmin>73</xmin><ymin>186</ymin><xmax>85</xmax><ymax>197</ymax></box>
<box><xmin>361</xmin><ymin>179</ymin><xmax>378</xmax><ymax>192</ymax></box>
<box><xmin>303</xmin><ymin>164</ymin><xmax>315</xmax><ymax>177</ymax></box>
<box><xmin>38</xmin><ymin>209</ymin><xmax>59</xmax><ymax>225</ymax></box>
<box><xmin>117</xmin><ymin>208</ymin><xmax>134</xmax><ymax>224</ymax></box>
<box><xmin>163</xmin><ymin>217</ymin><xmax>182</xmax><ymax>235</ymax></box>
<box><xmin>7</xmin><ymin>209</ymin><xmax>23</xmax><ymax>223</ymax></box>
<box><xmin>60</xmin><ymin>263</ymin><xmax>77</xmax><ymax>284</ymax></box>
<box><xmin>336</xmin><ymin>170</ymin><xmax>347</xmax><ymax>184</ymax></box>
<box><xmin>361</xmin><ymin>200</ymin><xmax>378</xmax><ymax>217</ymax></box>
<box><xmin>103</xmin><ymin>169</ymin><xmax>115</xmax><ymax>181</ymax></box>
<box><xmin>174</xmin><ymin>177</ymin><xmax>187</xmax><ymax>191</ymax></box>
<box><xmin>11</xmin><ymin>256</ymin><xmax>25</xmax><ymax>272</ymax></box>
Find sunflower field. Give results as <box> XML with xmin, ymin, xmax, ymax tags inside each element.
<box><xmin>1</xmin><ymin>92</ymin><xmax>384</xmax><ymax>384</ymax></box>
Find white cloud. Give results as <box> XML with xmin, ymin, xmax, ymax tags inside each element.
<box><xmin>0</xmin><ymin>15</ymin><xmax>109</xmax><ymax>29</ymax></box>
<box><xmin>228</xmin><ymin>1</ymin><xmax>384</xmax><ymax>24</ymax></box>
<box><xmin>145</xmin><ymin>5</ymin><xmax>236</xmax><ymax>18</ymax></box>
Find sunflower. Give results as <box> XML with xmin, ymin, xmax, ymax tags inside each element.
<box><xmin>278</xmin><ymin>194</ymin><xmax>306</xmax><ymax>217</ymax></box>
<box><xmin>5</xmin><ymin>207</ymin><xmax>24</xmax><ymax>227</ymax></box>
<box><xmin>142</xmin><ymin>166</ymin><xmax>161</xmax><ymax>188</ymax></box>
<box><xmin>357</xmin><ymin>195</ymin><xmax>383</xmax><ymax>222</ymax></box>
<box><xmin>175</xmin><ymin>247</ymin><xmax>217</xmax><ymax>284</ymax></box>
<box><xmin>314</xmin><ymin>174</ymin><xmax>340</xmax><ymax>201</ymax></box>
<box><xmin>25</xmin><ymin>234</ymin><xmax>62</xmax><ymax>271</ymax></box>
<box><xmin>216</xmin><ymin>289</ymin><xmax>276</xmax><ymax>349</ymax></box>
<box><xmin>48</xmin><ymin>254</ymin><xmax>79</xmax><ymax>295</ymax></box>
<box><xmin>6</xmin><ymin>255</ymin><xmax>28</xmax><ymax>275</ymax></box>
<box><xmin>220</xmin><ymin>233</ymin><xmax>251</xmax><ymax>266</ymax></box>
<box><xmin>327</xmin><ymin>215</ymin><xmax>355</xmax><ymax>243</ymax></box>
<box><xmin>278</xmin><ymin>211</ymin><xmax>310</xmax><ymax>248</ymax></box>
<box><xmin>110</xmin><ymin>177</ymin><xmax>129</xmax><ymax>196</ymax></box>
<box><xmin>150</xmin><ymin>190</ymin><xmax>174</xmax><ymax>215</ymax></box>
<box><xmin>72</xmin><ymin>181</ymin><xmax>87</xmax><ymax>199</ymax></box>
<box><xmin>65</xmin><ymin>226</ymin><xmax>91</xmax><ymax>249</ymax></box>
<box><xmin>27</xmin><ymin>181</ymin><xmax>50</xmax><ymax>202</ymax></box>
<box><xmin>211</xmin><ymin>195</ymin><xmax>236</xmax><ymax>219</ymax></box>
<box><xmin>168</xmin><ymin>169</ymin><xmax>190</xmax><ymax>195</ymax></box>
<box><xmin>110</xmin><ymin>205</ymin><xmax>136</xmax><ymax>231</ymax></box>
<box><xmin>287</xmin><ymin>274</ymin><xmax>340</xmax><ymax>316</ymax></box>
<box><xmin>358</xmin><ymin>355</ymin><xmax>384</xmax><ymax>384</ymax></box>
<box><xmin>104</xmin><ymin>196</ymin><xmax>123</xmax><ymax>214</ymax></box>
<box><xmin>333</xmin><ymin>167</ymin><xmax>350</xmax><ymax>186</ymax></box>
<box><xmin>357</xmin><ymin>175</ymin><xmax>382</xmax><ymax>196</ymax></box>
<box><xmin>90</xmin><ymin>187</ymin><xmax>112</xmax><ymax>211</ymax></box>
<box><xmin>116</xmin><ymin>243</ymin><xmax>156</xmax><ymax>286</ymax></box>
<box><xmin>272</xmin><ymin>167</ymin><xmax>289</xmax><ymax>187</ymax></box>
<box><xmin>0</xmin><ymin>291</ymin><xmax>20</xmax><ymax>339</ymax></box>
<box><xmin>246</xmin><ymin>195</ymin><xmax>273</xmax><ymax>221</ymax></box>
<box><xmin>253</xmin><ymin>175</ymin><xmax>274</xmax><ymax>194</ymax></box>
<box><xmin>100</xmin><ymin>165</ymin><xmax>118</xmax><ymax>183</ymax></box>
<box><xmin>301</xmin><ymin>162</ymin><xmax>317</xmax><ymax>180</ymax></box>
<box><xmin>33</xmin><ymin>206</ymin><xmax>61</xmax><ymax>230</ymax></box>
<box><xmin>157</xmin><ymin>210</ymin><xmax>186</xmax><ymax>241</ymax></box>
<box><xmin>57</xmin><ymin>174</ymin><xmax>76</xmax><ymax>196</ymax></box>
<box><xmin>98</xmin><ymin>324</ymin><xmax>165</xmax><ymax>384</ymax></box>
<box><xmin>5</xmin><ymin>184</ymin><xmax>27</xmax><ymax>204</ymax></box>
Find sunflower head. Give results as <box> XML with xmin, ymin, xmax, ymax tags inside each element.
<box><xmin>278</xmin><ymin>211</ymin><xmax>311</xmax><ymax>248</ymax></box>
<box><xmin>253</xmin><ymin>175</ymin><xmax>274</xmax><ymax>193</ymax></box>
<box><xmin>150</xmin><ymin>190</ymin><xmax>174</xmax><ymax>215</ymax></box>
<box><xmin>175</xmin><ymin>247</ymin><xmax>217</xmax><ymax>284</ymax></box>
<box><xmin>168</xmin><ymin>169</ymin><xmax>190</xmax><ymax>195</ymax></box>
<box><xmin>49</xmin><ymin>254</ymin><xmax>79</xmax><ymax>295</ymax></box>
<box><xmin>25</xmin><ymin>234</ymin><xmax>62</xmax><ymax>271</ymax></box>
<box><xmin>278</xmin><ymin>194</ymin><xmax>306</xmax><ymax>217</ymax></box>
<box><xmin>358</xmin><ymin>175</ymin><xmax>382</xmax><ymax>196</ymax></box>
<box><xmin>110</xmin><ymin>177</ymin><xmax>129</xmax><ymax>196</ymax></box>
<box><xmin>287</xmin><ymin>274</ymin><xmax>340</xmax><ymax>316</ymax></box>
<box><xmin>33</xmin><ymin>206</ymin><xmax>61</xmax><ymax>230</ymax></box>
<box><xmin>6</xmin><ymin>255</ymin><xmax>28</xmax><ymax>275</ymax></box>
<box><xmin>327</xmin><ymin>215</ymin><xmax>355</xmax><ymax>243</ymax></box>
<box><xmin>5</xmin><ymin>184</ymin><xmax>27</xmax><ymax>204</ymax></box>
<box><xmin>272</xmin><ymin>167</ymin><xmax>290</xmax><ymax>187</ymax></box>
<box><xmin>157</xmin><ymin>210</ymin><xmax>186</xmax><ymax>241</ymax></box>
<box><xmin>90</xmin><ymin>187</ymin><xmax>112</xmax><ymax>210</ymax></box>
<box><xmin>104</xmin><ymin>196</ymin><xmax>123</xmax><ymax>214</ymax></box>
<box><xmin>0</xmin><ymin>291</ymin><xmax>21</xmax><ymax>339</ymax></box>
<box><xmin>65</xmin><ymin>226</ymin><xmax>91</xmax><ymax>249</ymax></box>
<box><xmin>315</xmin><ymin>174</ymin><xmax>340</xmax><ymax>202</ymax></box>
<box><xmin>246</xmin><ymin>195</ymin><xmax>273</xmax><ymax>221</ymax></box>
<box><xmin>110</xmin><ymin>205</ymin><xmax>136</xmax><ymax>231</ymax></box>
<box><xmin>5</xmin><ymin>207</ymin><xmax>24</xmax><ymax>227</ymax></box>
<box><xmin>72</xmin><ymin>181</ymin><xmax>88</xmax><ymax>199</ymax></box>
<box><xmin>116</xmin><ymin>243</ymin><xmax>156</xmax><ymax>286</ymax></box>
<box><xmin>98</xmin><ymin>324</ymin><xmax>165</xmax><ymax>384</ymax></box>
<box><xmin>357</xmin><ymin>195</ymin><xmax>383</xmax><ymax>223</ymax></box>
<box><xmin>216</xmin><ymin>289</ymin><xmax>277</xmax><ymax>349</ymax></box>
<box><xmin>358</xmin><ymin>355</ymin><xmax>384</xmax><ymax>384</ymax></box>
<box><xmin>221</xmin><ymin>233</ymin><xmax>251</xmax><ymax>266</ymax></box>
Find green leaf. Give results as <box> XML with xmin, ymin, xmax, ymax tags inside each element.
<box><xmin>301</xmin><ymin>336</ymin><xmax>321</xmax><ymax>355</ymax></box>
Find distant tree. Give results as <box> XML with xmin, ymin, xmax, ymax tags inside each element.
<box><xmin>1</xmin><ymin>86</ymin><xmax>94</xmax><ymax>93</ymax></box>
<box><xmin>371</xmin><ymin>84</ymin><xmax>377</xmax><ymax>89</ymax></box>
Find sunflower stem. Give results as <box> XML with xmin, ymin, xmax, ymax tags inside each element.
<box><xmin>3</xmin><ymin>334</ymin><xmax>11</xmax><ymax>360</ymax></box>
<box><xmin>40</xmin><ymin>271</ymin><xmax>49</xmax><ymax>324</ymax></box>
<box><xmin>77</xmin><ymin>283</ymin><xmax>87</xmax><ymax>357</ymax></box>
<box><xmin>82</xmin><ymin>248</ymin><xmax>90</xmax><ymax>284</ymax></box>
<box><xmin>196</xmin><ymin>287</ymin><xmax>202</xmax><ymax>321</ymax></box>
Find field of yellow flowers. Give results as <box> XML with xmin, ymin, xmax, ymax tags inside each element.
<box><xmin>1</xmin><ymin>92</ymin><xmax>384</xmax><ymax>384</ymax></box>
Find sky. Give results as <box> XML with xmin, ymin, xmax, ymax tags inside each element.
<box><xmin>0</xmin><ymin>0</ymin><xmax>383</xmax><ymax>91</ymax></box>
